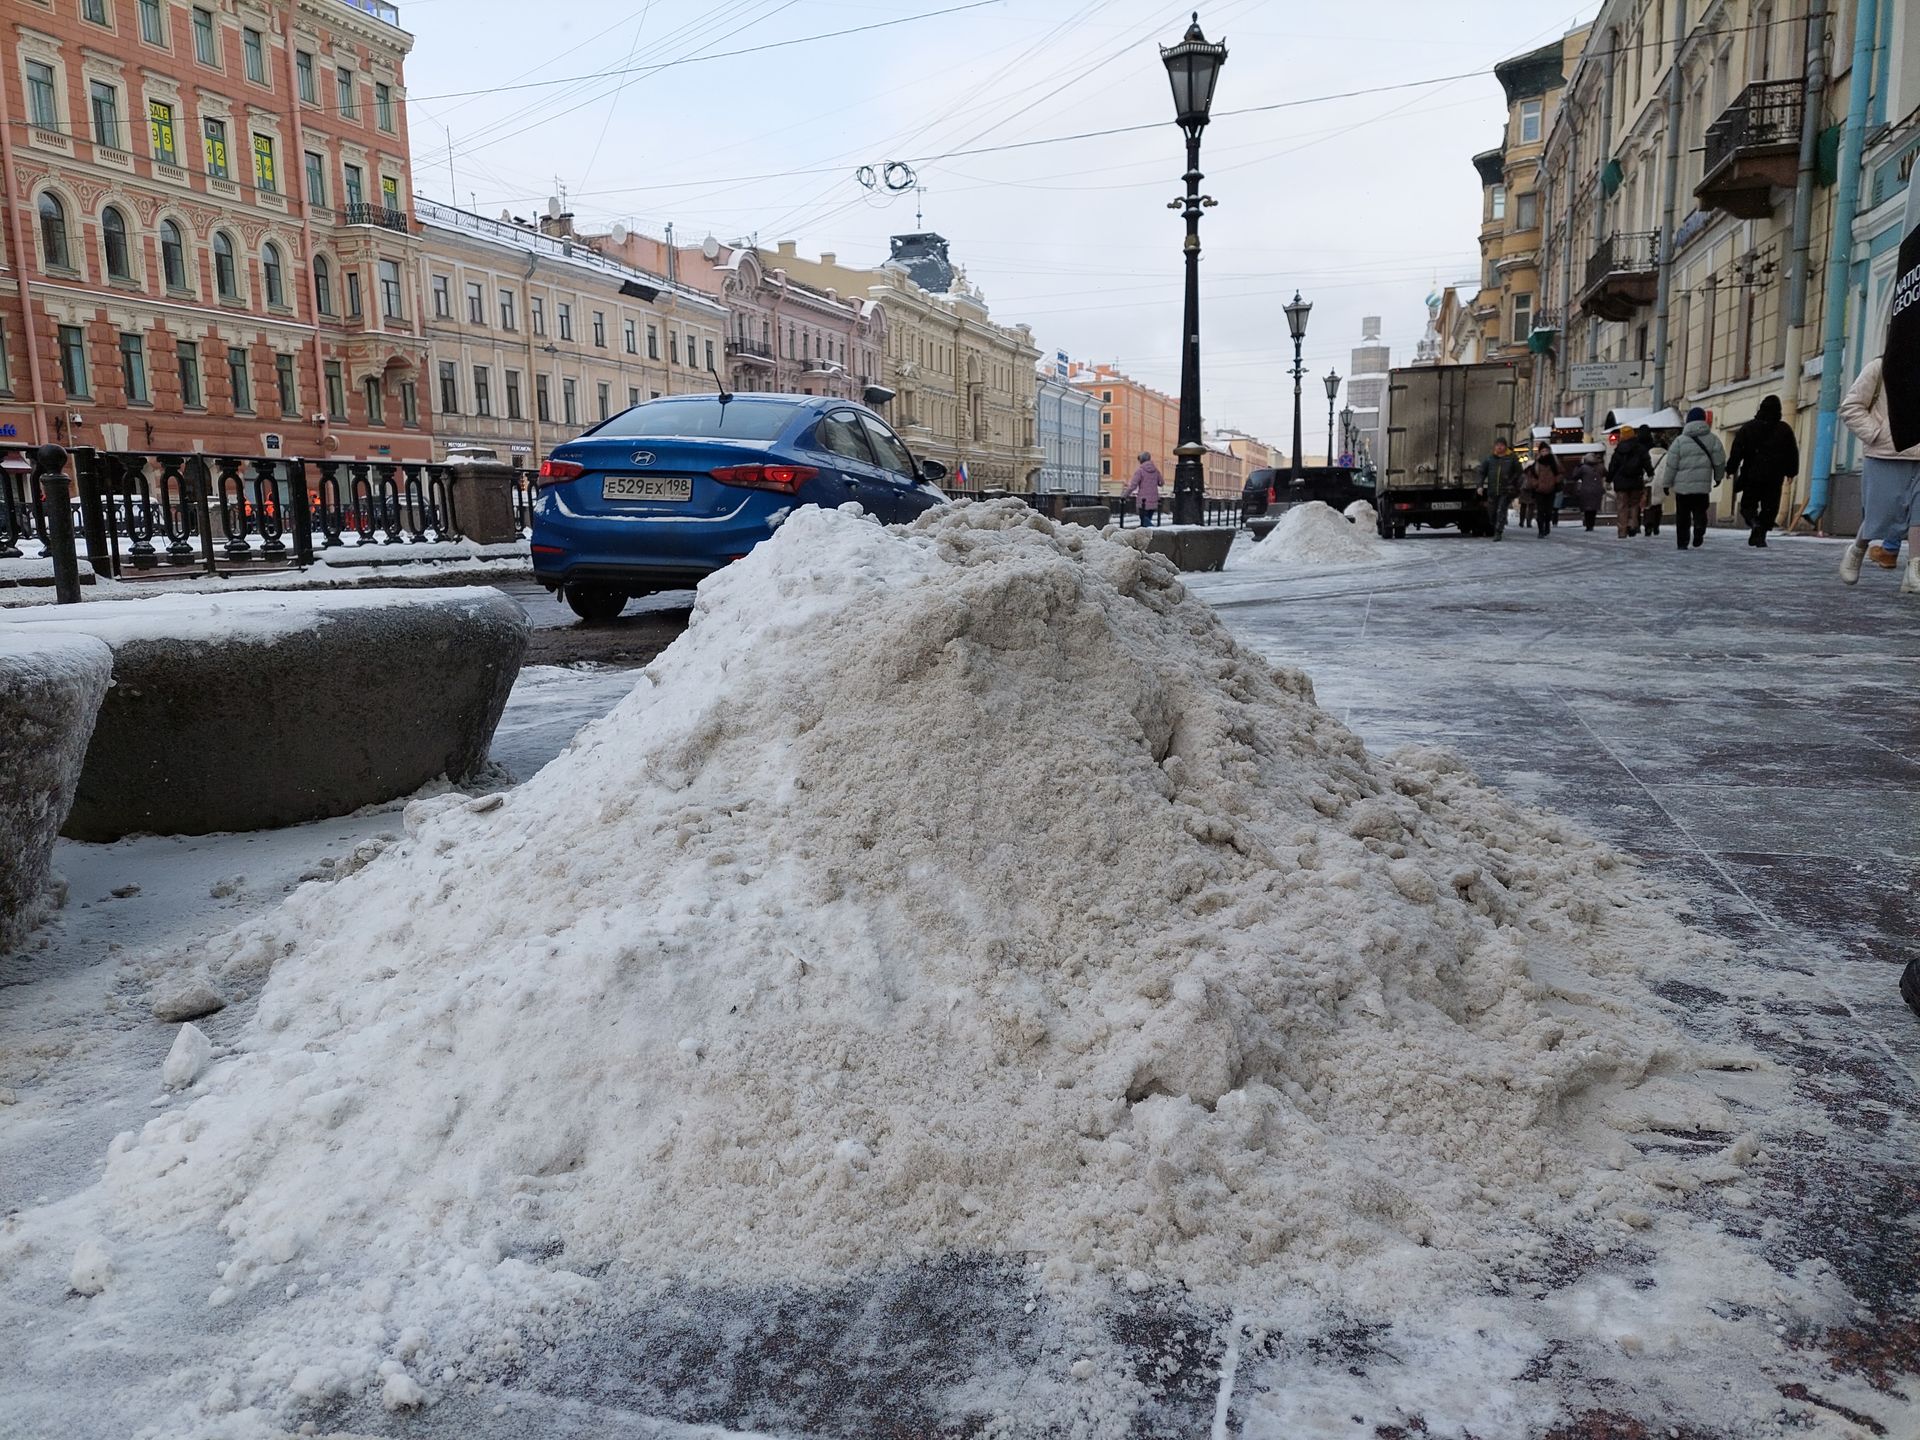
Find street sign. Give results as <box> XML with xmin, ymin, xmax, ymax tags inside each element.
<box><xmin>1567</xmin><ymin>360</ymin><xmax>1647</xmax><ymax>391</ymax></box>
<box><xmin>1885</xmin><ymin>179</ymin><xmax>1920</xmax><ymax>452</ymax></box>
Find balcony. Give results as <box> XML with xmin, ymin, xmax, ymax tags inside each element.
<box><xmin>1579</xmin><ymin>231</ymin><xmax>1659</xmax><ymax>322</ymax></box>
<box><xmin>1697</xmin><ymin>80</ymin><xmax>1804</xmax><ymax>218</ymax></box>
<box><xmin>726</xmin><ymin>338</ymin><xmax>774</xmax><ymax>365</ymax></box>
<box><xmin>341</xmin><ymin>202</ymin><xmax>409</xmax><ymax>233</ymax></box>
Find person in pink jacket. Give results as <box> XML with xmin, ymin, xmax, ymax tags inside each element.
<box><xmin>1125</xmin><ymin>452</ymin><xmax>1163</xmax><ymax>527</ymax></box>
<box><xmin>1837</xmin><ymin>358</ymin><xmax>1920</xmax><ymax>593</ymax></box>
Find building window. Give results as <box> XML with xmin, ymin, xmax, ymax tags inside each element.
<box><xmin>39</xmin><ymin>193</ymin><xmax>71</xmax><ymax>271</ymax></box>
<box><xmin>305</xmin><ymin>151</ymin><xmax>325</xmax><ymax>205</ymax></box>
<box><xmin>562</xmin><ymin>378</ymin><xmax>577</xmax><ymax>425</ymax></box>
<box><xmin>1516</xmin><ymin>190</ymin><xmax>1537</xmax><ymax>230</ymax></box>
<box><xmin>624</xmin><ymin>318</ymin><xmax>636</xmax><ymax>354</ymax></box>
<box><xmin>382</xmin><ymin>175</ymin><xmax>401</xmax><ymax>214</ymax></box>
<box><xmin>596</xmin><ymin>381</ymin><xmax>609</xmax><ymax>420</ymax></box>
<box><xmin>474</xmin><ymin>366</ymin><xmax>491</xmax><ymax>417</ymax></box>
<box><xmin>705</xmin><ymin>339</ymin><xmax>715</xmax><ymax>372</ymax></box>
<box><xmin>336</xmin><ymin>69</ymin><xmax>355</xmax><ymax>118</ymax></box>
<box><xmin>177</xmin><ymin>341</ymin><xmax>202</xmax><ymax>408</ymax></box>
<box><xmin>345</xmin><ymin>270</ymin><xmax>362</xmax><ymax>318</ymax></box>
<box><xmin>252</xmin><ymin>134</ymin><xmax>276</xmax><ymax>192</ymax></box>
<box><xmin>505</xmin><ymin>370</ymin><xmax>522</xmax><ymax>420</ymax></box>
<box><xmin>243</xmin><ymin>27</ymin><xmax>266</xmax><ymax>84</ymax></box>
<box><xmin>627</xmin><ymin>386</ymin><xmax>639</xmax><ymax>408</ymax></box>
<box><xmin>670</xmin><ymin>332</ymin><xmax>680</xmax><ymax>365</ymax></box>
<box><xmin>400</xmin><ymin>381</ymin><xmax>418</xmax><ymax>427</ymax></box>
<box><xmin>212</xmin><ymin>231</ymin><xmax>238</xmax><ymax>299</ymax></box>
<box><xmin>203</xmin><ymin>117</ymin><xmax>229</xmax><ymax>177</ymax></box>
<box><xmin>160</xmin><ymin>219</ymin><xmax>187</xmax><ymax>290</ymax></box>
<box><xmin>466</xmin><ymin>281</ymin><xmax>485</xmax><ymax>325</ymax></box>
<box><xmin>535</xmin><ymin>374</ymin><xmax>550</xmax><ymax>423</ymax></box>
<box><xmin>592</xmin><ymin>311</ymin><xmax>606</xmax><ymax>347</ymax></box>
<box><xmin>363</xmin><ymin>376</ymin><xmax>383</xmax><ymax>425</ymax></box>
<box><xmin>377</xmin><ymin>259</ymin><xmax>403</xmax><ymax>320</ymax></box>
<box><xmin>375</xmin><ymin>82</ymin><xmax>393</xmax><ymax>132</ymax></box>
<box><xmin>149</xmin><ymin>100</ymin><xmax>178</xmax><ymax>164</ymax></box>
<box><xmin>557</xmin><ymin>303</ymin><xmax>573</xmax><ymax>341</ymax></box>
<box><xmin>1511</xmin><ymin>292</ymin><xmax>1534</xmax><ymax>344</ymax></box>
<box><xmin>531</xmin><ymin>297</ymin><xmax>545</xmax><ymax>336</ymax></box>
<box><xmin>90</xmin><ymin>81</ymin><xmax>122</xmax><ymax>149</ymax></box>
<box><xmin>314</xmin><ymin>256</ymin><xmax>334</xmax><ymax>315</ymax></box>
<box><xmin>59</xmin><ymin>326</ymin><xmax>89</xmax><ymax>398</ymax></box>
<box><xmin>500</xmin><ymin>290</ymin><xmax>517</xmax><ymax>330</ymax></box>
<box><xmin>275</xmin><ymin>352</ymin><xmax>296</xmax><ymax>414</ymax></box>
<box><xmin>296</xmin><ymin>50</ymin><xmax>315</xmax><ymax>103</ymax></box>
<box><xmin>1101</xmin><ymin>458</ymin><xmax>1111</xmax><ymax>477</ymax></box>
<box><xmin>139</xmin><ymin>0</ymin><xmax>165</xmax><ymax>44</ymax></box>
<box><xmin>119</xmin><ymin>334</ymin><xmax>149</xmax><ymax>404</ymax></box>
<box><xmin>83</xmin><ymin>0</ymin><xmax>109</xmax><ymax>24</ymax></box>
<box><xmin>438</xmin><ymin>360</ymin><xmax>459</xmax><ymax>415</ymax></box>
<box><xmin>431</xmin><ymin>275</ymin><xmax>450</xmax><ymax>317</ymax></box>
<box><xmin>229</xmin><ymin>346</ymin><xmax>252</xmax><ymax>413</ymax></box>
<box><xmin>343</xmin><ymin>163</ymin><xmax>364</xmax><ymax>207</ymax></box>
<box><xmin>1490</xmin><ymin>183</ymin><xmax>1507</xmax><ymax>220</ymax></box>
<box><xmin>192</xmin><ymin>7</ymin><xmax>216</xmax><ymax>65</ymax></box>
<box><xmin>647</xmin><ymin>324</ymin><xmax>659</xmax><ymax>359</ymax></box>
<box><xmin>263</xmin><ymin>243</ymin><xmax>286</xmax><ymax>307</ymax></box>
<box><xmin>324</xmin><ymin>360</ymin><xmax>346</xmax><ymax>420</ymax></box>
<box><xmin>101</xmin><ymin>207</ymin><xmax>132</xmax><ymax>280</ymax></box>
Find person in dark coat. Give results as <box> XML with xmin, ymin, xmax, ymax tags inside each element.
<box><xmin>1569</xmin><ymin>454</ymin><xmax>1607</xmax><ymax>530</ymax></box>
<box><xmin>1726</xmin><ymin>395</ymin><xmax>1799</xmax><ymax>548</ymax></box>
<box><xmin>1608</xmin><ymin>426</ymin><xmax>1654</xmax><ymax>536</ymax></box>
<box><xmin>1476</xmin><ymin>439</ymin><xmax>1523</xmax><ymax>540</ymax></box>
<box><xmin>1522</xmin><ymin>446</ymin><xmax>1565</xmax><ymax>538</ymax></box>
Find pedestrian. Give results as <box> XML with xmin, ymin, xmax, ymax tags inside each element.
<box><xmin>1570</xmin><ymin>452</ymin><xmax>1606</xmax><ymax>530</ymax></box>
<box><xmin>1657</xmin><ymin>407</ymin><xmax>1728</xmax><ymax>550</ymax></box>
<box><xmin>1476</xmin><ymin>438</ymin><xmax>1523</xmax><ymax>541</ymax></box>
<box><xmin>1837</xmin><ymin>358</ymin><xmax>1920</xmax><ymax>591</ymax></box>
<box><xmin>1126</xmin><ymin>451</ymin><xmax>1163</xmax><ymax>528</ymax></box>
<box><xmin>1523</xmin><ymin>445</ymin><xmax>1564</xmax><ymax>538</ymax></box>
<box><xmin>1609</xmin><ymin>425</ymin><xmax>1653</xmax><ymax>537</ymax></box>
<box><xmin>1726</xmin><ymin>395</ymin><xmax>1800</xmax><ymax>548</ymax></box>
<box><xmin>1643</xmin><ymin>433</ymin><xmax>1668</xmax><ymax>536</ymax></box>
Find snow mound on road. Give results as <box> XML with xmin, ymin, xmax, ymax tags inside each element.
<box><xmin>1344</xmin><ymin>499</ymin><xmax>1379</xmax><ymax>528</ymax></box>
<box><xmin>1240</xmin><ymin>500</ymin><xmax>1392</xmax><ymax>568</ymax></box>
<box><xmin>94</xmin><ymin>501</ymin><xmax>1741</xmax><ymax>1420</ymax></box>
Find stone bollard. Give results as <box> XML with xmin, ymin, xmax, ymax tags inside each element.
<box><xmin>1059</xmin><ymin>505</ymin><xmax>1111</xmax><ymax>530</ymax></box>
<box><xmin>443</xmin><ymin>455</ymin><xmax>521</xmax><ymax>544</ymax></box>
<box><xmin>34</xmin><ymin>445</ymin><xmax>82</xmax><ymax>605</ymax></box>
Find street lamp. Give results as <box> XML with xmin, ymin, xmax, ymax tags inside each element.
<box><xmin>1160</xmin><ymin>12</ymin><xmax>1228</xmax><ymax>526</ymax></box>
<box><xmin>1339</xmin><ymin>403</ymin><xmax>1354</xmax><ymax>463</ymax></box>
<box><xmin>1284</xmin><ymin>290</ymin><xmax>1312</xmax><ymax>491</ymax></box>
<box><xmin>1323</xmin><ymin>369</ymin><xmax>1341</xmax><ymax>470</ymax></box>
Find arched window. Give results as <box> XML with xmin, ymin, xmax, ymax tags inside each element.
<box><xmin>212</xmin><ymin>230</ymin><xmax>238</xmax><ymax>299</ymax></box>
<box><xmin>262</xmin><ymin>242</ymin><xmax>285</xmax><ymax>307</ymax></box>
<box><xmin>102</xmin><ymin>206</ymin><xmax>132</xmax><ymax>280</ymax></box>
<box><xmin>160</xmin><ymin>220</ymin><xmax>188</xmax><ymax>291</ymax></box>
<box><xmin>313</xmin><ymin>255</ymin><xmax>334</xmax><ymax>315</ymax></box>
<box><xmin>38</xmin><ymin>193</ymin><xmax>70</xmax><ymax>271</ymax></box>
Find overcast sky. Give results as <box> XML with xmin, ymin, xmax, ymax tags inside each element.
<box><xmin>397</xmin><ymin>0</ymin><xmax>1596</xmax><ymax>446</ymax></box>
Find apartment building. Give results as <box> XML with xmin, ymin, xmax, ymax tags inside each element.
<box><xmin>1068</xmin><ymin>362</ymin><xmax>1178</xmax><ymax>495</ymax></box>
<box><xmin>415</xmin><ymin>200</ymin><xmax>725</xmax><ymax>463</ymax></box>
<box><xmin>1035</xmin><ymin>369</ymin><xmax>1100</xmax><ymax>493</ymax></box>
<box><xmin>0</xmin><ymin>0</ymin><xmax>428</xmax><ymax>459</ymax></box>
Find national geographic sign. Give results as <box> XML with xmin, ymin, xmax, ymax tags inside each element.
<box><xmin>1888</xmin><ymin>186</ymin><xmax>1920</xmax><ymax>452</ymax></box>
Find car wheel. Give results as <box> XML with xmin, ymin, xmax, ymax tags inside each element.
<box><xmin>564</xmin><ymin>584</ymin><xmax>628</xmax><ymax>623</ymax></box>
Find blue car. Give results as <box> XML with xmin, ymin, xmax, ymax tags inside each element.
<box><xmin>531</xmin><ymin>393</ymin><xmax>949</xmax><ymax>621</ymax></box>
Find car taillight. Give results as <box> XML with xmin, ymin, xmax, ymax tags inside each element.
<box><xmin>710</xmin><ymin>463</ymin><xmax>818</xmax><ymax>494</ymax></box>
<box><xmin>538</xmin><ymin>459</ymin><xmax>585</xmax><ymax>486</ymax></box>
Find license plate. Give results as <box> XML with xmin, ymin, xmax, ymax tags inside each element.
<box><xmin>602</xmin><ymin>474</ymin><xmax>692</xmax><ymax>503</ymax></box>
<box><xmin>1431</xmin><ymin>501</ymin><xmax>1463</xmax><ymax>511</ymax></box>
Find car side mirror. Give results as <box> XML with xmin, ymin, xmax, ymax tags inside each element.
<box><xmin>918</xmin><ymin>458</ymin><xmax>948</xmax><ymax>484</ymax></box>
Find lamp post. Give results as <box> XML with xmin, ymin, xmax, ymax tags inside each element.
<box><xmin>1323</xmin><ymin>369</ymin><xmax>1341</xmax><ymax>470</ymax></box>
<box><xmin>1339</xmin><ymin>403</ymin><xmax>1354</xmax><ymax>464</ymax></box>
<box><xmin>1284</xmin><ymin>290</ymin><xmax>1311</xmax><ymax>494</ymax></box>
<box><xmin>1160</xmin><ymin>12</ymin><xmax>1228</xmax><ymax>526</ymax></box>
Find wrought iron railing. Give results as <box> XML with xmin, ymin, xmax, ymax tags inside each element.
<box><xmin>1583</xmin><ymin>231</ymin><xmax>1660</xmax><ymax>295</ymax></box>
<box><xmin>341</xmin><ymin>202</ymin><xmax>410</xmax><ymax>232</ymax></box>
<box><xmin>726</xmin><ymin>338</ymin><xmax>774</xmax><ymax>359</ymax></box>
<box><xmin>1703</xmin><ymin>79</ymin><xmax>1805</xmax><ymax>180</ymax></box>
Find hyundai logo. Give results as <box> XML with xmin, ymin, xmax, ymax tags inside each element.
<box><xmin>631</xmin><ymin>451</ymin><xmax>655</xmax><ymax>466</ymax></box>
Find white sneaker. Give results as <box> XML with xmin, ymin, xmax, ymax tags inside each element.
<box><xmin>1840</xmin><ymin>542</ymin><xmax>1867</xmax><ymax>585</ymax></box>
<box><xmin>1903</xmin><ymin>558</ymin><xmax>1920</xmax><ymax>595</ymax></box>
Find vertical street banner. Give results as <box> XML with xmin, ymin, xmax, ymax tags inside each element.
<box><xmin>1887</xmin><ymin>179</ymin><xmax>1920</xmax><ymax>452</ymax></box>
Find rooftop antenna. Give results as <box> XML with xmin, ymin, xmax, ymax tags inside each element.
<box><xmin>708</xmin><ymin>356</ymin><xmax>732</xmax><ymax>405</ymax></box>
<box><xmin>915</xmin><ymin>183</ymin><xmax>927</xmax><ymax>229</ymax></box>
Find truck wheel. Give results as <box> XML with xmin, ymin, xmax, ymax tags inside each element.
<box><xmin>564</xmin><ymin>584</ymin><xmax>628</xmax><ymax>623</ymax></box>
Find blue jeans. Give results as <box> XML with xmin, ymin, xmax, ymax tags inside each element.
<box><xmin>1138</xmin><ymin>507</ymin><xmax>1157</xmax><ymax>527</ymax></box>
<box><xmin>1860</xmin><ymin>457</ymin><xmax>1920</xmax><ymax>553</ymax></box>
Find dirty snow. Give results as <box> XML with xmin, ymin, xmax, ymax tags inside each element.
<box><xmin>0</xmin><ymin>585</ymin><xmax>511</xmax><ymax>646</ymax></box>
<box><xmin>1343</xmin><ymin>500</ymin><xmax>1379</xmax><ymax>528</ymax></box>
<box><xmin>1238</xmin><ymin>500</ymin><xmax>1395</xmax><ymax>568</ymax></box>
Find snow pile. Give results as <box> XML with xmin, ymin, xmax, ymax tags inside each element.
<box><xmin>1241</xmin><ymin>500</ymin><xmax>1391</xmax><ymax>567</ymax></box>
<box><xmin>84</xmin><ymin>502</ymin><xmax>1756</xmax><ymax>1423</ymax></box>
<box><xmin>1344</xmin><ymin>499</ymin><xmax>1379</xmax><ymax>528</ymax></box>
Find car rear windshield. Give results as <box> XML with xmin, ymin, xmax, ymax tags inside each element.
<box><xmin>592</xmin><ymin>398</ymin><xmax>800</xmax><ymax>441</ymax></box>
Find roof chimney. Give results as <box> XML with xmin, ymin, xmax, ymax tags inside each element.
<box><xmin>539</xmin><ymin>212</ymin><xmax>576</xmax><ymax>239</ymax></box>
<box><xmin>777</xmin><ymin>240</ymin><xmax>798</xmax><ymax>258</ymax></box>
<box><xmin>819</xmin><ymin>251</ymin><xmax>836</xmax><ymax>265</ymax></box>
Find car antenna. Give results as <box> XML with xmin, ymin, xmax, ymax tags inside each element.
<box><xmin>709</xmin><ymin>361</ymin><xmax>732</xmax><ymax>404</ymax></box>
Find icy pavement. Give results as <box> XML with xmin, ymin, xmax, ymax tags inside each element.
<box><xmin>3</xmin><ymin>522</ymin><xmax>1916</xmax><ymax>1439</ymax></box>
